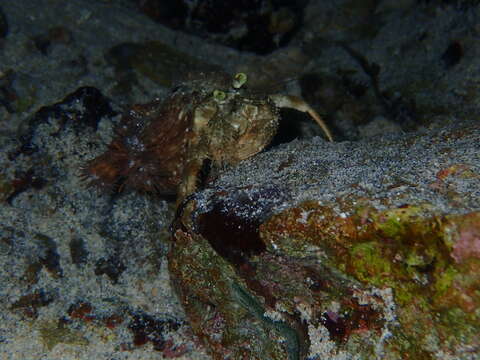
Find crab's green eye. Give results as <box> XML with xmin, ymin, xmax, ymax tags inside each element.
<box><xmin>232</xmin><ymin>72</ymin><xmax>247</xmax><ymax>89</ymax></box>
<box><xmin>213</xmin><ymin>89</ymin><xmax>226</xmax><ymax>102</ymax></box>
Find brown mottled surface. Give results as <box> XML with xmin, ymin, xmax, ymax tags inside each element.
<box><xmin>170</xmin><ymin>118</ymin><xmax>479</xmax><ymax>359</ymax></box>
<box><xmin>1</xmin><ymin>0</ymin><xmax>480</xmax><ymax>359</ymax></box>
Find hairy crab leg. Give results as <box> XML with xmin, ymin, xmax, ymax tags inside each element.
<box><xmin>176</xmin><ymin>103</ymin><xmax>215</xmax><ymax>206</ymax></box>
<box><xmin>269</xmin><ymin>94</ymin><xmax>334</xmax><ymax>142</ymax></box>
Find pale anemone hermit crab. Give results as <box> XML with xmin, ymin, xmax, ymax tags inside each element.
<box><xmin>82</xmin><ymin>71</ymin><xmax>333</xmax><ymax>204</ymax></box>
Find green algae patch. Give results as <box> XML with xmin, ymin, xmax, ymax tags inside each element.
<box><xmin>433</xmin><ymin>258</ymin><xmax>480</xmax><ymax>314</ymax></box>
<box><xmin>38</xmin><ymin>320</ymin><xmax>89</xmax><ymax>351</ymax></box>
<box><xmin>370</xmin><ymin>204</ymin><xmax>433</xmax><ymax>240</ymax></box>
<box><xmin>349</xmin><ymin>241</ymin><xmax>394</xmax><ymax>286</ymax></box>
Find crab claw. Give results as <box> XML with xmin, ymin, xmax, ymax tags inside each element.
<box><xmin>269</xmin><ymin>94</ymin><xmax>333</xmax><ymax>142</ymax></box>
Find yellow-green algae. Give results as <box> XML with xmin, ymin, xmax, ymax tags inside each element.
<box><xmin>260</xmin><ymin>200</ymin><xmax>480</xmax><ymax>358</ymax></box>
<box><xmin>38</xmin><ymin>320</ymin><xmax>89</xmax><ymax>351</ymax></box>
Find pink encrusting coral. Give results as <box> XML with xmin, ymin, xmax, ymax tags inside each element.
<box><xmin>451</xmin><ymin>214</ymin><xmax>480</xmax><ymax>263</ymax></box>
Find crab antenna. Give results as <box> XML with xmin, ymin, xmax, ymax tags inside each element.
<box><xmin>269</xmin><ymin>94</ymin><xmax>333</xmax><ymax>142</ymax></box>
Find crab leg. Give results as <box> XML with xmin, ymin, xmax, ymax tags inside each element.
<box><xmin>176</xmin><ymin>104</ymin><xmax>215</xmax><ymax>206</ymax></box>
<box><xmin>269</xmin><ymin>94</ymin><xmax>333</xmax><ymax>142</ymax></box>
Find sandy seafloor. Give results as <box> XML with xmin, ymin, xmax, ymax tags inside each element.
<box><xmin>1</xmin><ymin>0</ymin><xmax>480</xmax><ymax>359</ymax></box>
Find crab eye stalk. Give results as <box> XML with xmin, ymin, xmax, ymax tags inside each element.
<box><xmin>213</xmin><ymin>89</ymin><xmax>227</xmax><ymax>102</ymax></box>
<box><xmin>232</xmin><ymin>73</ymin><xmax>247</xmax><ymax>89</ymax></box>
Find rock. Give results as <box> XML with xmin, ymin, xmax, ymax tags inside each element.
<box><xmin>170</xmin><ymin>119</ymin><xmax>480</xmax><ymax>359</ymax></box>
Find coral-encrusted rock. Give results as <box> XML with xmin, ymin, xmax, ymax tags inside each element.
<box><xmin>169</xmin><ymin>119</ymin><xmax>480</xmax><ymax>359</ymax></box>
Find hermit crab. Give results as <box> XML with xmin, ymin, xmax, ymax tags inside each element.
<box><xmin>82</xmin><ymin>71</ymin><xmax>332</xmax><ymax>203</ymax></box>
